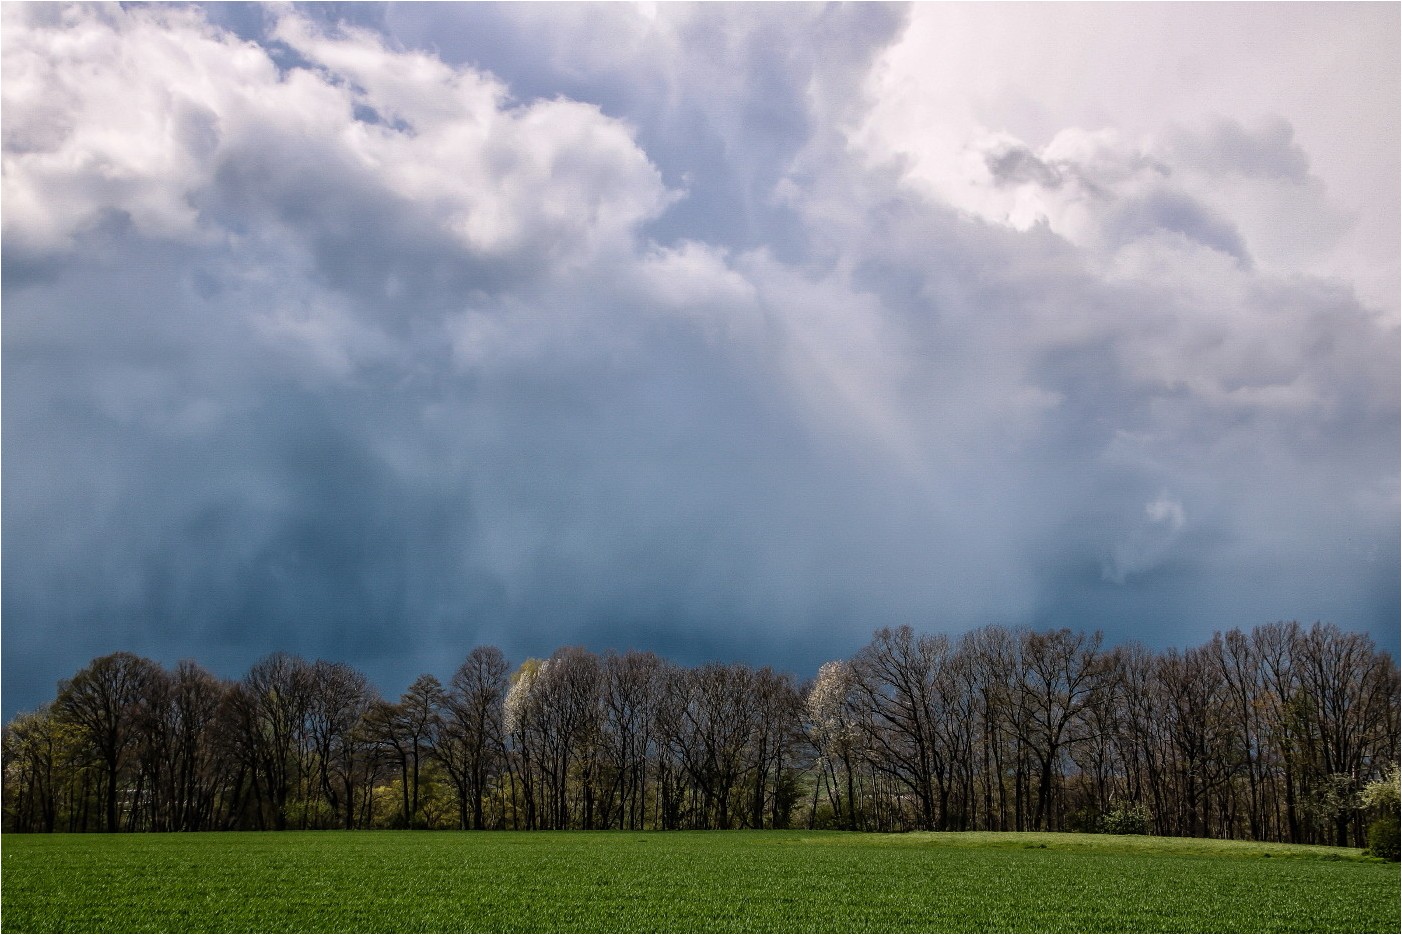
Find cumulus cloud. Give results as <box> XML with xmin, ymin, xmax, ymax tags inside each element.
<box><xmin>856</xmin><ymin>3</ymin><xmax>1399</xmax><ymax>311</ymax></box>
<box><xmin>2</xmin><ymin>3</ymin><xmax>1396</xmax><ymax>716</ymax></box>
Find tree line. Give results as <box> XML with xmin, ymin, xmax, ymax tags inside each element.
<box><xmin>3</xmin><ymin>621</ymin><xmax>1398</xmax><ymax>847</ymax></box>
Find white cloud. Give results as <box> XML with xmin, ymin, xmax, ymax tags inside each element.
<box><xmin>855</xmin><ymin>3</ymin><xmax>1399</xmax><ymax>316</ymax></box>
<box><xmin>3</xmin><ymin>4</ymin><xmax>673</xmax><ymax>267</ymax></box>
<box><xmin>2</xmin><ymin>4</ymin><xmax>255</xmax><ymax>250</ymax></box>
<box><xmin>2</xmin><ymin>3</ymin><xmax>688</xmax><ymax>388</ymax></box>
<box><xmin>1146</xmin><ymin>494</ymin><xmax>1186</xmax><ymax>532</ymax></box>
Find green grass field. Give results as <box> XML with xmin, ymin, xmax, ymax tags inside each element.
<box><xmin>2</xmin><ymin>830</ymin><xmax>1397</xmax><ymax>933</ymax></box>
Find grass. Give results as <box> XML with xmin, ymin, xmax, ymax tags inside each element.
<box><xmin>2</xmin><ymin>830</ymin><xmax>1397</xmax><ymax>933</ymax></box>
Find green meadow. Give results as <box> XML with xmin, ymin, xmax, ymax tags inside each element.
<box><xmin>3</xmin><ymin>830</ymin><xmax>1397</xmax><ymax>933</ymax></box>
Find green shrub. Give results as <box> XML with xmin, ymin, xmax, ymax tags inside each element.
<box><xmin>1099</xmin><ymin>802</ymin><xmax>1152</xmax><ymax>835</ymax></box>
<box><xmin>1063</xmin><ymin>805</ymin><xmax>1100</xmax><ymax>833</ymax></box>
<box><xmin>1367</xmin><ymin>814</ymin><xmax>1400</xmax><ymax>861</ymax></box>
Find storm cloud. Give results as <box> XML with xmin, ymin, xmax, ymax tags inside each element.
<box><xmin>3</xmin><ymin>3</ymin><xmax>1397</xmax><ymax>716</ymax></box>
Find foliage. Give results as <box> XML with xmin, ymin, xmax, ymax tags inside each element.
<box><xmin>1362</xmin><ymin>763</ymin><xmax>1400</xmax><ymax>860</ymax></box>
<box><xmin>1366</xmin><ymin>816</ymin><xmax>1400</xmax><ymax>861</ymax></box>
<box><xmin>1098</xmin><ymin>801</ymin><xmax>1152</xmax><ymax>835</ymax></box>
<box><xmin>3</xmin><ymin>830</ymin><xmax>1396</xmax><ymax>933</ymax></box>
<box><xmin>1361</xmin><ymin>764</ymin><xmax>1400</xmax><ymax>813</ymax></box>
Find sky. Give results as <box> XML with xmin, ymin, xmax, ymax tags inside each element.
<box><xmin>3</xmin><ymin>2</ymin><xmax>1398</xmax><ymax>717</ymax></box>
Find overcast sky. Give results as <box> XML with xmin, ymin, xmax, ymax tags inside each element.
<box><xmin>4</xmin><ymin>2</ymin><xmax>1398</xmax><ymax>717</ymax></box>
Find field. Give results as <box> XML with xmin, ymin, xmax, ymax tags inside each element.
<box><xmin>2</xmin><ymin>830</ymin><xmax>1397</xmax><ymax>933</ymax></box>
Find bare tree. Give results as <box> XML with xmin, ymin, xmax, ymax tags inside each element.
<box><xmin>598</xmin><ymin>650</ymin><xmax>662</xmax><ymax>830</ymax></box>
<box><xmin>852</xmin><ymin>627</ymin><xmax>946</xmax><ymax>829</ymax></box>
<box><xmin>682</xmin><ymin>662</ymin><xmax>758</xmax><ymax>829</ymax></box>
<box><xmin>536</xmin><ymin>648</ymin><xmax>605</xmax><ymax>829</ymax></box>
<box><xmin>748</xmin><ymin>667</ymin><xmax>801</xmax><ymax>829</ymax></box>
<box><xmin>306</xmin><ymin>660</ymin><xmax>376</xmax><ymax>830</ymax></box>
<box><xmin>1154</xmin><ymin>646</ymin><xmax>1236</xmax><ymax>837</ymax></box>
<box><xmin>1213</xmin><ymin>629</ymin><xmax>1270</xmax><ymax>839</ymax></box>
<box><xmin>227</xmin><ymin>653</ymin><xmax>314</xmax><ymax>830</ymax></box>
<box><xmin>963</xmin><ymin>625</ymin><xmax>1021</xmax><ymax>832</ymax></box>
<box><xmin>366</xmin><ymin>674</ymin><xmax>443</xmax><ymax>828</ymax></box>
<box><xmin>54</xmin><ymin>652</ymin><xmax>160</xmax><ymax>832</ymax></box>
<box><xmin>439</xmin><ymin>646</ymin><xmax>509</xmax><ymax>829</ymax></box>
<box><xmin>651</xmin><ymin>662</ymin><xmax>690</xmax><ymax>830</ymax></box>
<box><xmin>1253</xmin><ymin>621</ymin><xmax>1304</xmax><ymax>841</ymax></box>
<box><xmin>1295</xmin><ymin>623</ymin><xmax>1399</xmax><ymax>845</ymax></box>
<box><xmin>1013</xmin><ymin>629</ymin><xmax>1107</xmax><ymax>831</ymax></box>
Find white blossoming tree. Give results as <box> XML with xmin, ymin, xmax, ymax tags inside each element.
<box><xmin>806</xmin><ymin>659</ymin><xmax>864</xmax><ymax>829</ymax></box>
<box><xmin>502</xmin><ymin>659</ymin><xmax>547</xmax><ymax>828</ymax></box>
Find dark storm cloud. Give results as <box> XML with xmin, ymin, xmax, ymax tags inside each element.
<box><xmin>2</xmin><ymin>3</ymin><xmax>1396</xmax><ymax>717</ymax></box>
